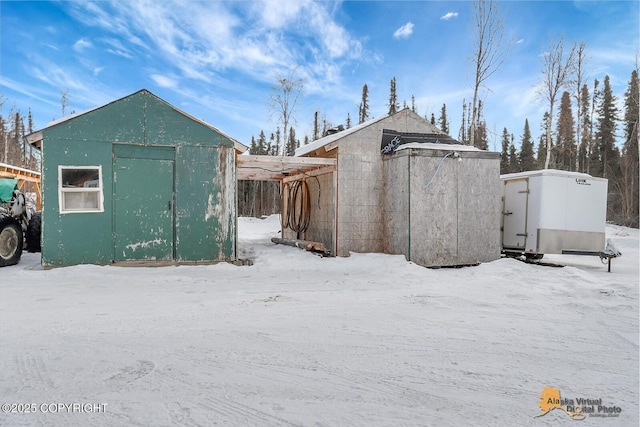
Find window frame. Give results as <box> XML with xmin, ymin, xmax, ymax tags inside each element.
<box><xmin>58</xmin><ymin>165</ymin><xmax>104</xmax><ymax>214</ymax></box>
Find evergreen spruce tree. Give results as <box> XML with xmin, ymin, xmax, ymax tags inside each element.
<box><xmin>27</xmin><ymin>108</ymin><xmax>34</xmax><ymax>134</ymax></box>
<box><xmin>508</xmin><ymin>138</ymin><xmax>518</xmax><ymax>173</ymax></box>
<box><xmin>577</xmin><ymin>84</ymin><xmax>592</xmax><ymax>172</ymax></box>
<box><xmin>594</xmin><ymin>75</ymin><xmax>620</xmax><ymax>179</ymax></box>
<box><xmin>359</xmin><ymin>84</ymin><xmax>369</xmax><ymax>124</ymax></box>
<box><xmin>286</xmin><ymin>127</ymin><xmax>297</xmax><ymax>154</ymax></box>
<box><xmin>313</xmin><ymin>111</ymin><xmax>319</xmax><ymax>141</ymax></box>
<box><xmin>430</xmin><ymin>113</ymin><xmax>436</xmax><ymax>126</ymax></box>
<box><xmin>346</xmin><ymin>112</ymin><xmax>352</xmax><ymax>129</ymax></box>
<box><xmin>537</xmin><ymin>112</ymin><xmax>552</xmax><ymax>169</ymax></box>
<box><xmin>274</xmin><ymin>127</ymin><xmax>281</xmax><ymax>156</ymax></box>
<box><xmin>476</xmin><ymin>121</ymin><xmax>489</xmax><ymax>150</ymax></box>
<box><xmin>257</xmin><ymin>130</ymin><xmax>267</xmax><ymax>155</ymax></box>
<box><xmin>472</xmin><ymin>101</ymin><xmax>488</xmax><ymax>150</ymax></box>
<box><xmin>0</xmin><ymin>114</ymin><xmax>7</xmax><ymax>164</ymax></box>
<box><xmin>388</xmin><ymin>77</ymin><xmax>399</xmax><ymax>115</ymax></box>
<box><xmin>500</xmin><ymin>127</ymin><xmax>510</xmax><ymax>174</ymax></box>
<box><xmin>438</xmin><ymin>104</ymin><xmax>449</xmax><ymax>134</ymax></box>
<box><xmin>411</xmin><ymin>95</ymin><xmax>416</xmax><ymax>113</ymax></box>
<box><xmin>556</xmin><ymin>91</ymin><xmax>576</xmax><ymax>170</ymax></box>
<box><xmin>536</xmin><ymin>137</ymin><xmax>547</xmax><ymax>170</ymax></box>
<box><xmin>518</xmin><ymin>119</ymin><xmax>536</xmax><ymax>171</ymax></box>
<box><xmin>458</xmin><ymin>100</ymin><xmax>468</xmax><ymax>144</ymax></box>
<box><xmin>621</xmin><ymin>69</ymin><xmax>639</xmax><ymax>226</ymax></box>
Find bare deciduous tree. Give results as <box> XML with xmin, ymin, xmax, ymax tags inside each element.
<box><xmin>571</xmin><ymin>42</ymin><xmax>589</xmax><ymax>171</ymax></box>
<box><xmin>269</xmin><ymin>69</ymin><xmax>303</xmax><ymax>156</ymax></box>
<box><xmin>469</xmin><ymin>0</ymin><xmax>511</xmax><ymax>148</ymax></box>
<box><xmin>540</xmin><ymin>36</ymin><xmax>577</xmax><ymax>169</ymax></box>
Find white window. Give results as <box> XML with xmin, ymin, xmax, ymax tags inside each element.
<box><xmin>59</xmin><ymin>166</ymin><xmax>104</xmax><ymax>213</ymax></box>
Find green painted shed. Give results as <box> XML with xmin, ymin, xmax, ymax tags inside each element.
<box><xmin>27</xmin><ymin>89</ymin><xmax>246</xmax><ymax>267</ymax></box>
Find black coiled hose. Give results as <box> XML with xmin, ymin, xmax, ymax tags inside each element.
<box><xmin>281</xmin><ymin>180</ymin><xmax>311</xmax><ymax>234</ymax></box>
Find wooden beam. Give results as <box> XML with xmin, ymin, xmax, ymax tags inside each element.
<box><xmin>0</xmin><ymin>162</ymin><xmax>42</xmax><ymax>210</ymax></box>
<box><xmin>237</xmin><ymin>169</ymin><xmax>284</xmax><ymax>181</ymax></box>
<box><xmin>238</xmin><ymin>155</ymin><xmax>335</xmax><ymax>168</ymax></box>
<box><xmin>282</xmin><ymin>165</ymin><xmax>335</xmax><ymax>183</ymax></box>
<box><xmin>237</xmin><ymin>155</ymin><xmax>336</xmax><ymax>182</ymax></box>
<box><xmin>271</xmin><ymin>237</ymin><xmax>329</xmax><ymax>255</ymax></box>
<box><xmin>0</xmin><ymin>162</ymin><xmax>41</xmax><ymax>183</ymax></box>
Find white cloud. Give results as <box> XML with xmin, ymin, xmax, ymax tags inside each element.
<box><xmin>255</xmin><ymin>0</ymin><xmax>310</xmax><ymax>29</ymax></box>
<box><xmin>440</xmin><ymin>12</ymin><xmax>458</xmax><ymax>21</ymax></box>
<box><xmin>393</xmin><ymin>22</ymin><xmax>414</xmax><ymax>39</ymax></box>
<box><xmin>65</xmin><ymin>0</ymin><xmax>364</xmax><ymax>107</ymax></box>
<box><xmin>101</xmin><ymin>38</ymin><xmax>134</xmax><ymax>59</ymax></box>
<box><xmin>151</xmin><ymin>74</ymin><xmax>178</xmax><ymax>89</ymax></box>
<box><xmin>73</xmin><ymin>38</ymin><xmax>93</xmax><ymax>52</ymax></box>
<box><xmin>516</xmin><ymin>39</ymin><xmax>525</xmax><ymax>45</ymax></box>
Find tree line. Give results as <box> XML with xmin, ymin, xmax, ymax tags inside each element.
<box><xmin>0</xmin><ymin>103</ymin><xmax>39</xmax><ymax>171</ymax></box>
<box><xmin>496</xmin><ymin>70</ymin><xmax>639</xmax><ymax>227</ymax></box>
<box><xmin>239</xmin><ymin>65</ymin><xmax>639</xmax><ymax>227</ymax></box>
<box><xmin>241</xmin><ymin>1</ymin><xmax>638</xmax><ymax>226</ymax></box>
<box><xmin>2</xmin><ymin>3</ymin><xmax>638</xmax><ymax>226</ymax></box>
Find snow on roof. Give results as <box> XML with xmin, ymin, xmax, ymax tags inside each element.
<box><xmin>294</xmin><ymin>113</ymin><xmax>392</xmax><ymax>157</ymax></box>
<box><xmin>395</xmin><ymin>142</ymin><xmax>482</xmax><ymax>152</ymax></box>
<box><xmin>500</xmin><ymin>169</ymin><xmax>605</xmax><ymax>180</ymax></box>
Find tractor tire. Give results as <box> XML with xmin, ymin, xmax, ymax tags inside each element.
<box><xmin>26</xmin><ymin>211</ymin><xmax>42</xmax><ymax>253</ymax></box>
<box><xmin>0</xmin><ymin>214</ymin><xmax>23</xmax><ymax>267</ymax></box>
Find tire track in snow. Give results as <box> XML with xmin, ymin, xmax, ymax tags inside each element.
<box><xmin>14</xmin><ymin>353</ymin><xmax>55</xmax><ymax>390</ymax></box>
<box><xmin>200</xmin><ymin>396</ymin><xmax>301</xmax><ymax>426</ymax></box>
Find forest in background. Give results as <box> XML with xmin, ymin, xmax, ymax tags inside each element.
<box><xmin>1</xmin><ymin>66</ymin><xmax>638</xmax><ymax>227</ymax></box>
<box><xmin>1</xmin><ymin>1</ymin><xmax>637</xmax><ymax>229</ymax></box>
<box><xmin>236</xmin><ymin>67</ymin><xmax>638</xmax><ymax>227</ymax></box>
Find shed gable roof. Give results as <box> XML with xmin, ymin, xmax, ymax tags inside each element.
<box><xmin>294</xmin><ymin>108</ymin><xmax>444</xmax><ymax>157</ymax></box>
<box><xmin>26</xmin><ymin>89</ymin><xmax>248</xmax><ymax>153</ymax></box>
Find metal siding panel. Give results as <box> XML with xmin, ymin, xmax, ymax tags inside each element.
<box><xmin>112</xmin><ymin>144</ymin><xmax>175</xmax><ymax>160</ymax></box>
<box><xmin>113</xmin><ymin>157</ymin><xmax>174</xmax><ymax>261</ymax></box>
<box><xmin>41</xmin><ymin>139</ymin><xmax>113</xmax><ymax>266</ymax></box>
<box><xmin>382</xmin><ymin>152</ymin><xmax>410</xmax><ymax>258</ymax></box>
<box><xmin>175</xmin><ymin>146</ymin><xmax>236</xmax><ymax>262</ymax></box>
<box><xmin>46</xmin><ymin>96</ymin><xmax>146</xmax><ymax>144</ymax></box>
<box><xmin>144</xmin><ymin>98</ymin><xmax>234</xmax><ymax>148</ymax></box>
<box><xmin>409</xmin><ymin>153</ymin><xmax>458</xmax><ymax>267</ymax></box>
<box><xmin>457</xmin><ymin>157</ymin><xmax>501</xmax><ymax>264</ymax></box>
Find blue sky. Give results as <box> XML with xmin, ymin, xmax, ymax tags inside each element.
<box><xmin>1</xmin><ymin>0</ymin><xmax>638</xmax><ymax>151</ymax></box>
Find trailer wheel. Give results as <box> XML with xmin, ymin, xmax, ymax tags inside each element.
<box><xmin>0</xmin><ymin>215</ymin><xmax>23</xmax><ymax>267</ymax></box>
<box><xmin>26</xmin><ymin>211</ymin><xmax>42</xmax><ymax>253</ymax></box>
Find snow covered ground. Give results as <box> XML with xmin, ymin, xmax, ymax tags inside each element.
<box><xmin>1</xmin><ymin>216</ymin><xmax>638</xmax><ymax>426</ymax></box>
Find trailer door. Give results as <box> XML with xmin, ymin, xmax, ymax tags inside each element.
<box><xmin>502</xmin><ymin>178</ymin><xmax>528</xmax><ymax>250</ymax></box>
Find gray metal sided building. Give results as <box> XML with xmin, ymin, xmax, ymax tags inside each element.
<box><xmin>282</xmin><ymin>108</ymin><xmax>501</xmax><ymax>267</ymax></box>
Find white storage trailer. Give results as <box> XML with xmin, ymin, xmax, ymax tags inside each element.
<box><xmin>501</xmin><ymin>169</ymin><xmax>608</xmax><ymax>257</ymax></box>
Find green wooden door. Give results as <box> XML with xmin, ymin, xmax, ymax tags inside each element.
<box><xmin>113</xmin><ymin>157</ymin><xmax>174</xmax><ymax>261</ymax></box>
